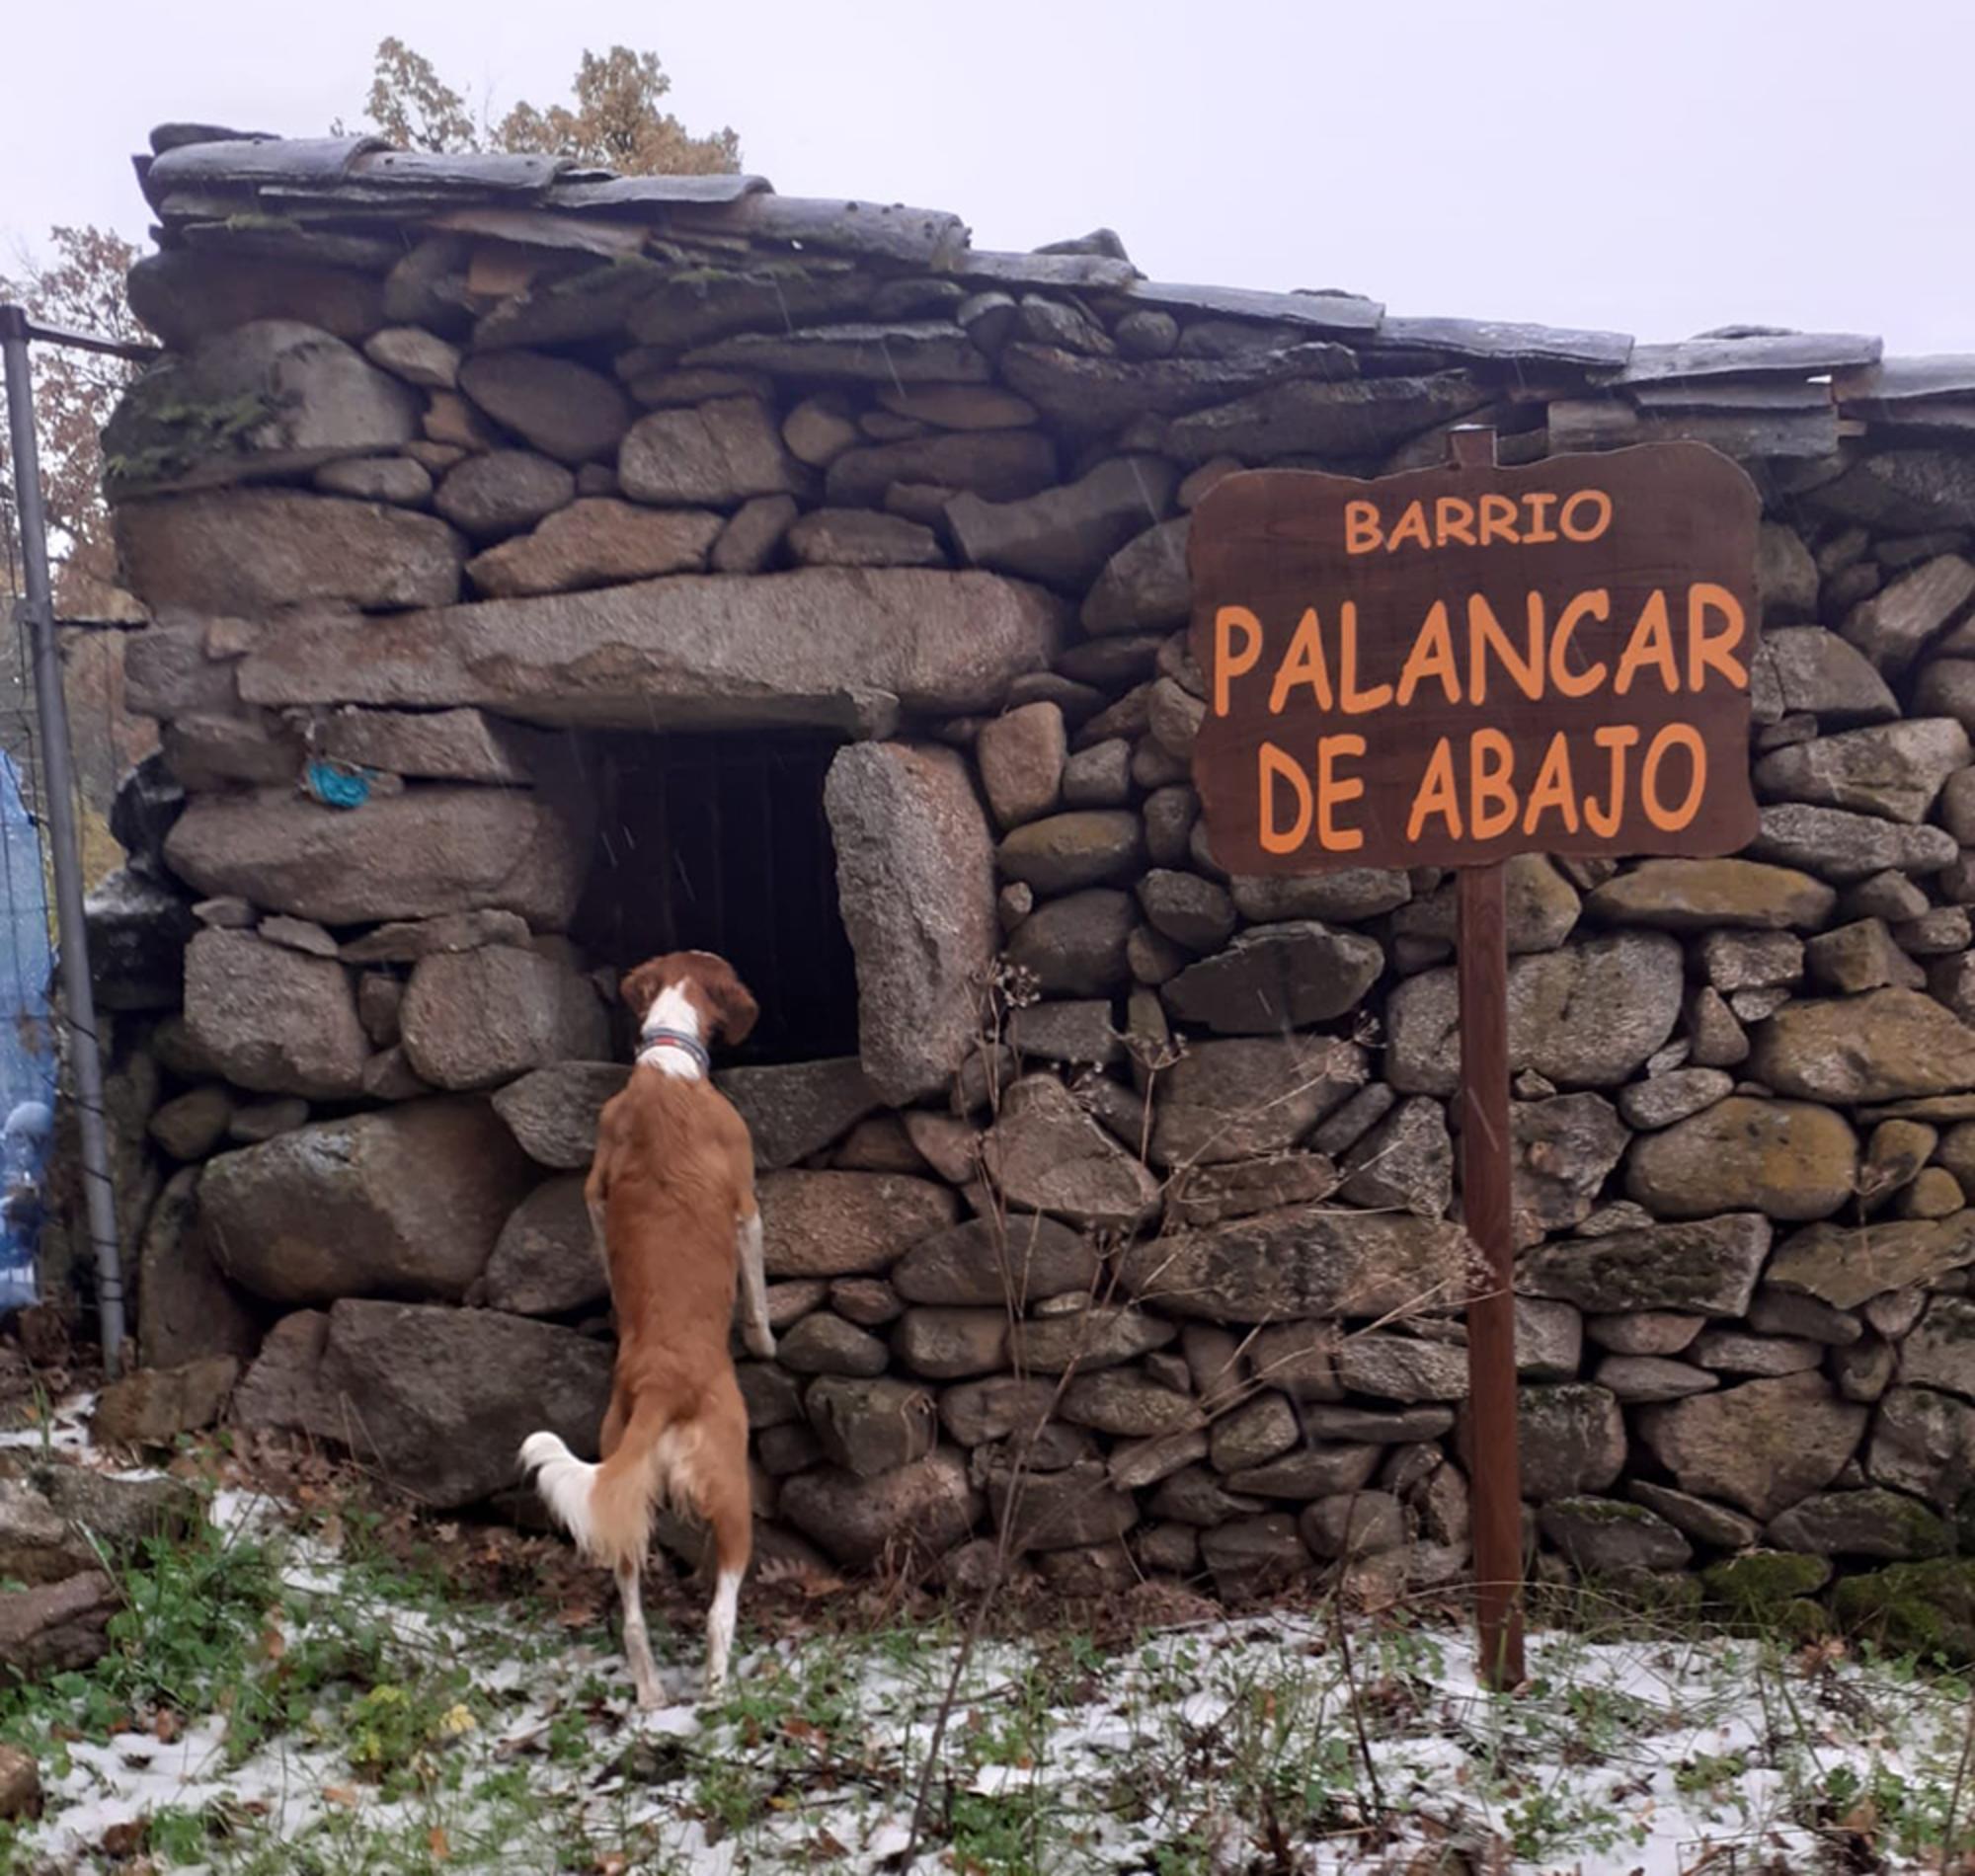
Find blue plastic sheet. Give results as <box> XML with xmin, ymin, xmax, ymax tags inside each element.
<box><xmin>0</xmin><ymin>752</ymin><xmax>53</xmax><ymax>1310</ymax></box>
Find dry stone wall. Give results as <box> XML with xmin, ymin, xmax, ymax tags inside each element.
<box><xmin>71</xmin><ymin>120</ymin><xmax>1975</xmax><ymax>1640</ymax></box>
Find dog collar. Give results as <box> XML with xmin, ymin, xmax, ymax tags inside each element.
<box><xmin>637</xmin><ymin>1028</ymin><xmax>710</xmax><ymax>1074</ymax></box>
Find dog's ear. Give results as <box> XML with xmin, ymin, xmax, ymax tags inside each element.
<box><xmin>617</xmin><ymin>959</ymin><xmax>669</xmax><ymax>1023</ymax></box>
<box><xmin>695</xmin><ymin>956</ymin><xmax>759</xmax><ymax>1047</ymax></box>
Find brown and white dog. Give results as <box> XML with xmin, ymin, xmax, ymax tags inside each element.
<box><xmin>520</xmin><ymin>950</ymin><xmax>775</xmax><ymax>1705</ymax></box>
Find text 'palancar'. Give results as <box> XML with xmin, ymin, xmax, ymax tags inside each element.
<box><xmin>1212</xmin><ymin>579</ymin><xmax>1748</xmax><ymax>852</ymax></box>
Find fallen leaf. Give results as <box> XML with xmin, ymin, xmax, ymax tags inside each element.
<box><xmin>429</xmin><ymin>1827</ymin><xmax>450</xmax><ymax>1861</ymax></box>
<box><xmin>1838</xmin><ymin>1796</ymin><xmax>1880</xmax><ymax>1839</ymax></box>
<box><xmin>100</xmin><ymin>1819</ymin><xmax>147</xmax><ymax>1857</ymax></box>
<box><xmin>1796</xmin><ymin>1635</ymin><xmax>1848</xmax><ymax>1674</ymax></box>
<box><xmin>753</xmin><ymin>1554</ymin><xmax>849</xmax><ymax>1599</ymax></box>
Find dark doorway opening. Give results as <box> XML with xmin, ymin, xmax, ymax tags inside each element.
<box><xmin>573</xmin><ymin>731</ymin><xmax>859</xmax><ymax>1066</ymax></box>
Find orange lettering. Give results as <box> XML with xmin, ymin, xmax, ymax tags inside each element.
<box><xmin>1470</xmin><ymin>729</ymin><xmax>1518</xmax><ymax>840</ymax></box>
<box><xmin>1259</xmin><ymin>743</ymin><xmax>1312</xmax><ymax>854</ymax></box>
<box><xmin>1641</xmin><ymin>723</ymin><xmax>1705</xmax><ymax>831</ymax></box>
<box><xmin>1477</xmin><ymin>494</ymin><xmax>1520</xmax><ymax>544</ymax></box>
<box><xmin>1434</xmin><ymin>497</ymin><xmax>1477</xmax><ymax>547</ymax></box>
<box><xmin>1406</xmin><ymin>738</ymin><xmax>1462</xmax><ymax>842</ymax></box>
<box><xmin>1615</xmin><ymin>591</ymin><xmax>1680</xmax><ymax>695</ymax></box>
<box><xmin>1549</xmin><ymin>589</ymin><xmax>1610</xmax><ymax>698</ymax></box>
<box><xmin>1269</xmin><ymin>607</ymin><xmax>1334</xmax><ymax>713</ymax></box>
<box><xmin>1317</xmin><ymin>735</ymin><xmax>1366</xmax><ymax>851</ymax></box>
<box><xmin>1387</xmin><ymin>501</ymin><xmax>1432</xmax><ymax>552</ymax></box>
<box><xmin>1584</xmin><ymin>725</ymin><xmax>1639</xmax><ymax>837</ymax></box>
<box><xmin>1523</xmin><ymin>491</ymin><xmax>1559</xmax><ymax>544</ymax></box>
<box><xmin>1467</xmin><ymin>593</ymin><xmax>1543</xmax><ymax>705</ymax></box>
<box><xmin>1338</xmin><ymin>602</ymin><xmax>1393</xmax><ymax>714</ymax></box>
<box><xmin>1687</xmin><ymin>583</ymin><xmax>1748</xmax><ymax>691</ymax></box>
<box><xmin>1522</xmin><ymin>733</ymin><xmax>1581</xmax><ymax>835</ymax></box>
<box><xmin>1559</xmin><ymin>488</ymin><xmax>1613</xmax><ymax>541</ymax></box>
<box><xmin>1397</xmin><ymin>601</ymin><xmax>1462</xmax><ymax>707</ymax></box>
<box><xmin>1215</xmin><ymin>606</ymin><xmax>1263</xmax><ymax>716</ymax></box>
<box><xmin>1344</xmin><ymin>501</ymin><xmax>1382</xmax><ymax>555</ymax></box>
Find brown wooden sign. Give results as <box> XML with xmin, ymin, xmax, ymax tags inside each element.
<box><xmin>1189</xmin><ymin>442</ymin><xmax>1761</xmax><ymax>874</ymax></box>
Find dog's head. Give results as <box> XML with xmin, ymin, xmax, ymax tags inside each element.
<box><xmin>618</xmin><ymin>950</ymin><xmax>759</xmax><ymax>1050</ymax></box>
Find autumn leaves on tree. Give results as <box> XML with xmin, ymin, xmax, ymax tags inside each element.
<box><xmin>354</xmin><ymin>39</ymin><xmax>740</xmax><ymax>177</ymax></box>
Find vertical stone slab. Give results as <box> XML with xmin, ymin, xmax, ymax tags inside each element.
<box><xmin>824</xmin><ymin>743</ymin><xmax>993</xmax><ymax>1104</ymax></box>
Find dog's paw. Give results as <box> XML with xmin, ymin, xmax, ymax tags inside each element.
<box><xmin>743</xmin><ymin>1325</ymin><xmax>777</xmax><ymax>1361</ymax></box>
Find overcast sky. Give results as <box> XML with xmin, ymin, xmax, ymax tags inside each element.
<box><xmin>5</xmin><ymin>0</ymin><xmax>1969</xmax><ymax>354</ymax></box>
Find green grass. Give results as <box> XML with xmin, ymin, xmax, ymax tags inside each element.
<box><xmin>7</xmin><ymin>1500</ymin><xmax>1975</xmax><ymax>1874</ymax></box>
<box><xmin>2</xmin><ymin>1519</ymin><xmax>281</xmax><ymax>1764</ymax></box>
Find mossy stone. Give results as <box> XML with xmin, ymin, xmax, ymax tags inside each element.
<box><xmin>1622</xmin><ymin>1569</ymin><xmax>1705</xmax><ymax>1622</ymax></box>
<box><xmin>1831</xmin><ymin>1559</ymin><xmax>1975</xmax><ymax>1664</ymax></box>
<box><xmin>1888</xmin><ymin>1494</ymin><xmax>1956</xmax><ymax>1559</ymax></box>
<box><xmin>1700</xmin><ymin>1549</ymin><xmax>1833</xmax><ymax>1622</ymax></box>
<box><xmin>1777</xmin><ymin>1598</ymin><xmax>1833</xmax><ymax>1643</ymax></box>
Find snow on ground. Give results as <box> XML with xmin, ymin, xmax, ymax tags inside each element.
<box><xmin>0</xmin><ymin>1389</ymin><xmax>95</xmax><ymax>1454</ymax></box>
<box><xmin>5</xmin><ymin>1446</ymin><xmax>1972</xmax><ymax>1873</ymax></box>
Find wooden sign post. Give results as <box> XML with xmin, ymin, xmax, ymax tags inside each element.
<box><xmin>1188</xmin><ymin>432</ymin><xmax>1760</xmax><ymax>1689</ymax></box>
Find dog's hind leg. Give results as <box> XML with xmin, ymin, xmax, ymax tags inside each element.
<box><xmin>615</xmin><ymin>1557</ymin><xmax>662</xmax><ymax>1710</ymax></box>
<box><xmin>698</xmin><ymin>1400</ymin><xmax>753</xmax><ymax>1698</ymax></box>
<box><xmin>523</xmin><ymin>1391</ymin><xmax>670</xmax><ymax>1711</ymax></box>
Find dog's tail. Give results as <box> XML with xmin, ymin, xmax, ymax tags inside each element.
<box><xmin>519</xmin><ymin>1404</ymin><xmax>668</xmax><ymax>1573</ymax></box>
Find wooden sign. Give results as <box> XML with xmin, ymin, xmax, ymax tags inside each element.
<box><xmin>1187</xmin><ymin>432</ymin><xmax>1762</xmax><ymax>1696</ymax></box>
<box><xmin>1189</xmin><ymin>442</ymin><xmax>1761</xmax><ymax>875</ymax></box>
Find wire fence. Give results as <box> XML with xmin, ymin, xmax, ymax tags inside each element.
<box><xmin>0</xmin><ymin>315</ymin><xmax>151</xmax><ymax>1327</ymax></box>
<box><xmin>0</xmin><ymin>350</ymin><xmax>149</xmax><ymax>900</ymax></box>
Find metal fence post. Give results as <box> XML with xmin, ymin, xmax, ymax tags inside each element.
<box><xmin>0</xmin><ymin>302</ymin><xmax>127</xmax><ymax>1372</ymax></box>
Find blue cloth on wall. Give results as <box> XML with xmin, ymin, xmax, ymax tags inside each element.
<box><xmin>303</xmin><ymin>760</ymin><xmax>373</xmax><ymax>810</ymax></box>
<box><xmin>0</xmin><ymin>752</ymin><xmax>53</xmax><ymax>1309</ymax></box>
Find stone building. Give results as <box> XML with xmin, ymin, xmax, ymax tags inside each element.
<box><xmin>72</xmin><ymin>119</ymin><xmax>1975</xmax><ymax>1630</ymax></box>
